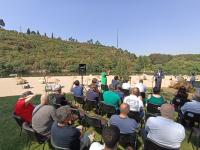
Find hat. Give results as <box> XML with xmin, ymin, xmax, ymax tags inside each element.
<box><xmin>54</xmin><ymin>84</ymin><xmax>62</xmax><ymax>91</ymax></box>
<box><xmin>56</xmin><ymin>106</ymin><xmax>72</xmax><ymax>123</ymax></box>
<box><xmin>122</xmin><ymin>83</ymin><xmax>131</xmax><ymax>90</ymax></box>
<box><xmin>193</xmin><ymin>90</ymin><xmax>200</xmax><ymax>102</ymax></box>
<box><xmin>21</xmin><ymin>91</ymin><xmax>33</xmax><ymax>98</ymax></box>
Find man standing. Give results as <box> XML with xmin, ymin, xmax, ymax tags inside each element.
<box><xmin>101</xmin><ymin>69</ymin><xmax>110</xmax><ymax>92</ymax></box>
<box><xmin>154</xmin><ymin>68</ymin><xmax>164</xmax><ymax>90</ymax></box>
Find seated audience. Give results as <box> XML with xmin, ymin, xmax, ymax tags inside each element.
<box><xmin>54</xmin><ymin>84</ymin><xmax>69</xmax><ymax>106</ymax></box>
<box><xmin>51</xmin><ymin>106</ymin><xmax>91</xmax><ymax>150</ymax></box>
<box><xmin>109</xmin><ymin>103</ymin><xmax>138</xmax><ymax>134</ymax></box>
<box><xmin>89</xmin><ymin>125</ymin><xmax>120</xmax><ymax>150</ymax></box>
<box><xmin>115</xmin><ymin>84</ymin><xmax>125</xmax><ymax>100</ymax></box>
<box><xmin>181</xmin><ymin>91</ymin><xmax>200</xmax><ymax>114</ymax></box>
<box><xmin>112</xmin><ymin>76</ymin><xmax>120</xmax><ymax>89</ymax></box>
<box><xmin>122</xmin><ymin>81</ymin><xmax>131</xmax><ymax>97</ymax></box>
<box><xmin>172</xmin><ymin>86</ymin><xmax>190</xmax><ymax>110</ymax></box>
<box><xmin>92</xmin><ymin>78</ymin><xmax>99</xmax><ymax>87</ymax></box>
<box><xmin>86</xmin><ymin>83</ymin><xmax>100</xmax><ymax>102</ymax></box>
<box><xmin>145</xmin><ymin>104</ymin><xmax>185</xmax><ymax>149</ymax></box>
<box><xmin>70</xmin><ymin>80</ymin><xmax>84</xmax><ymax>97</ymax></box>
<box><xmin>103</xmin><ymin>84</ymin><xmax>121</xmax><ymax>110</ymax></box>
<box><xmin>146</xmin><ymin>87</ymin><xmax>165</xmax><ymax>105</ymax></box>
<box><xmin>124</xmin><ymin>87</ymin><xmax>144</xmax><ymax>117</ymax></box>
<box><xmin>14</xmin><ymin>91</ymin><xmax>36</xmax><ymax>123</ymax></box>
<box><xmin>32</xmin><ymin>94</ymin><xmax>56</xmax><ymax>136</ymax></box>
<box><xmin>135</xmin><ymin>79</ymin><xmax>147</xmax><ymax>100</ymax></box>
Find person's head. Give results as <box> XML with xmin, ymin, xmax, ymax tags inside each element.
<box><xmin>92</xmin><ymin>78</ymin><xmax>98</xmax><ymax>84</ymax></box>
<box><xmin>193</xmin><ymin>90</ymin><xmax>200</xmax><ymax>102</ymax></box>
<box><xmin>139</xmin><ymin>79</ymin><xmax>143</xmax><ymax>83</ymax></box>
<box><xmin>56</xmin><ymin>106</ymin><xmax>73</xmax><ymax>125</ymax></box>
<box><xmin>90</xmin><ymin>83</ymin><xmax>98</xmax><ymax>91</ymax></box>
<box><xmin>20</xmin><ymin>91</ymin><xmax>33</xmax><ymax>98</ymax></box>
<box><xmin>160</xmin><ymin>104</ymin><xmax>175</xmax><ymax>120</ymax></box>
<box><xmin>120</xmin><ymin>103</ymin><xmax>130</xmax><ymax>116</ymax></box>
<box><xmin>176</xmin><ymin>86</ymin><xmax>188</xmax><ymax>99</ymax></box>
<box><xmin>40</xmin><ymin>94</ymin><xmax>49</xmax><ymax>105</ymax></box>
<box><xmin>192</xmin><ymin>73</ymin><xmax>195</xmax><ymax>76</ymax></box>
<box><xmin>54</xmin><ymin>84</ymin><xmax>62</xmax><ymax>93</ymax></box>
<box><xmin>131</xmin><ymin>87</ymin><xmax>140</xmax><ymax>97</ymax></box>
<box><xmin>109</xmin><ymin>84</ymin><xmax>115</xmax><ymax>91</ymax></box>
<box><xmin>116</xmin><ymin>84</ymin><xmax>122</xmax><ymax>91</ymax></box>
<box><xmin>74</xmin><ymin>80</ymin><xmax>80</xmax><ymax>86</ymax></box>
<box><xmin>102</xmin><ymin>125</ymin><xmax>120</xmax><ymax>150</ymax></box>
<box><xmin>114</xmin><ymin>76</ymin><xmax>119</xmax><ymax>80</ymax></box>
<box><xmin>153</xmin><ymin>87</ymin><xmax>160</xmax><ymax>95</ymax></box>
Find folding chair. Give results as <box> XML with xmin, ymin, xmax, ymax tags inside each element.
<box><xmin>99</xmin><ymin>101</ymin><xmax>116</xmax><ymax>117</ymax></box>
<box><xmin>12</xmin><ymin>112</ymin><xmax>24</xmax><ymax>136</ymax></box>
<box><xmin>119</xmin><ymin>133</ymin><xmax>137</xmax><ymax>149</ymax></box>
<box><xmin>146</xmin><ymin>103</ymin><xmax>161</xmax><ymax>120</ymax></box>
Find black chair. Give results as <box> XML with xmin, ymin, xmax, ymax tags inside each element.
<box><xmin>70</xmin><ymin>108</ymin><xmax>84</xmax><ymax>124</ymax></box>
<box><xmin>22</xmin><ymin>122</ymin><xmax>49</xmax><ymax>150</ymax></box>
<box><xmin>128</xmin><ymin>111</ymin><xmax>141</xmax><ymax>123</ymax></box>
<box><xmin>12</xmin><ymin>112</ymin><xmax>24</xmax><ymax>136</ymax></box>
<box><xmin>144</xmin><ymin>138</ymin><xmax>180</xmax><ymax>150</ymax></box>
<box><xmin>119</xmin><ymin>133</ymin><xmax>137</xmax><ymax>149</ymax></box>
<box><xmin>188</xmin><ymin>127</ymin><xmax>200</xmax><ymax>150</ymax></box>
<box><xmin>84</xmin><ymin>99</ymin><xmax>98</xmax><ymax>112</ymax></box>
<box><xmin>101</xmin><ymin>84</ymin><xmax>108</xmax><ymax>91</ymax></box>
<box><xmin>146</xmin><ymin>103</ymin><xmax>161</xmax><ymax>120</ymax></box>
<box><xmin>99</xmin><ymin>101</ymin><xmax>116</xmax><ymax>117</ymax></box>
<box><xmin>179</xmin><ymin>111</ymin><xmax>200</xmax><ymax>128</ymax></box>
<box><xmin>51</xmin><ymin>136</ymin><xmax>71</xmax><ymax>150</ymax></box>
<box><xmin>74</xmin><ymin>96</ymin><xmax>85</xmax><ymax>107</ymax></box>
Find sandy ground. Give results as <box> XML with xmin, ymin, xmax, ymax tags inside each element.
<box><xmin>0</xmin><ymin>75</ymin><xmax>197</xmax><ymax>97</ymax></box>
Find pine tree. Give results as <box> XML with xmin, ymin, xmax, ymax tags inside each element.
<box><xmin>51</xmin><ymin>33</ymin><xmax>54</xmax><ymax>39</ymax></box>
<box><xmin>27</xmin><ymin>28</ymin><xmax>31</xmax><ymax>35</ymax></box>
<box><xmin>37</xmin><ymin>30</ymin><xmax>40</xmax><ymax>36</ymax></box>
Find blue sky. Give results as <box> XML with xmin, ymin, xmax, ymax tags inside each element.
<box><xmin>1</xmin><ymin>0</ymin><xmax>200</xmax><ymax>56</ymax></box>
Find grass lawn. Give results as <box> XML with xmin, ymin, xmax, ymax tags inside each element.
<box><xmin>0</xmin><ymin>89</ymin><xmax>198</xmax><ymax>150</ymax></box>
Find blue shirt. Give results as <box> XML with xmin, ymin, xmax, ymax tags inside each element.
<box><xmin>109</xmin><ymin>115</ymin><xmax>138</xmax><ymax>134</ymax></box>
<box><xmin>86</xmin><ymin>90</ymin><xmax>99</xmax><ymax>101</ymax></box>
<box><xmin>71</xmin><ymin>86</ymin><xmax>83</xmax><ymax>97</ymax></box>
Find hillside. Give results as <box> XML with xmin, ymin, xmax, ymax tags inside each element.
<box><xmin>0</xmin><ymin>29</ymin><xmax>136</xmax><ymax>77</ymax></box>
<box><xmin>0</xmin><ymin>29</ymin><xmax>200</xmax><ymax>77</ymax></box>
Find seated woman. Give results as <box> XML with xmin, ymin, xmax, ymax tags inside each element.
<box><xmin>172</xmin><ymin>86</ymin><xmax>190</xmax><ymax>110</ymax></box>
<box><xmin>86</xmin><ymin>83</ymin><xmax>100</xmax><ymax>102</ymax></box>
<box><xmin>146</xmin><ymin>87</ymin><xmax>165</xmax><ymax>105</ymax></box>
<box><xmin>70</xmin><ymin>80</ymin><xmax>84</xmax><ymax>97</ymax></box>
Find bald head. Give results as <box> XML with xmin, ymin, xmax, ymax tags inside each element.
<box><xmin>131</xmin><ymin>87</ymin><xmax>140</xmax><ymax>96</ymax></box>
<box><xmin>160</xmin><ymin>104</ymin><xmax>175</xmax><ymax>119</ymax></box>
<box><xmin>120</xmin><ymin>103</ymin><xmax>130</xmax><ymax>115</ymax></box>
<box><xmin>40</xmin><ymin>94</ymin><xmax>49</xmax><ymax>105</ymax></box>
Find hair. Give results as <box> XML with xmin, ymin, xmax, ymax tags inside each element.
<box><xmin>114</xmin><ymin>76</ymin><xmax>119</xmax><ymax>80</ymax></box>
<box><xmin>139</xmin><ymin>79</ymin><xmax>143</xmax><ymax>83</ymax></box>
<box><xmin>74</xmin><ymin>80</ymin><xmax>80</xmax><ymax>86</ymax></box>
<box><xmin>109</xmin><ymin>84</ymin><xmax>115</xmax><ymax>90</ymax></box>
<box><xmin>176</xmin><ymin>86</ymin><xmax>188</xmax><ymax>99</ymax></box>
<box><xmin>92</xmin><ymin>78</ymin><xmax>98</xmax><ymax>83</ymax></box>
<box><xmin>102</xmin><ymin>125</ymin><xmax>120</xmax><ymax>149</ymax></box>
<box><xmin>56</xmin><ymin>107</ymin><xmax>72</xmax><ymax>123</ymax></box>
<box><xmin>20</xmin><ymin>91</ymin><xmax>33</xmax><ymax>98</ymax></box>
<box><xmin>131</xmin><ymin>87</ymin><xmax>140</xmax><ymax>96</ymax></box>
<box><xmin>153</xmin><ymin>87</ymin><xmax>160</xmax><ymax>94</ymax></box>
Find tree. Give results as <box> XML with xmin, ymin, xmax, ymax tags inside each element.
<box><xmin>51</xmin><ymin>33</ymin><xmax>54</xmax><ymax>39</ymax></box>
<box><xmin>31</xmin><ymin>31</ymin><xmax>36</xmax><ymax>35</ymax></box>
<box><xmin>0</xmin><ymin>19</ymin><xmax>5</xmax><ymax>28</ymax></box>
<box><xmin>36</xmin><ymin>30</ymin><xmax>40</xmax><ymax>36</ymax></box>
<box><xmin>27</xmin><ymin>28</ymin><xmax>31</xmax><ymax>35</ymax></box>
<box><xmin>87</xmin><ymin>39</ymin><xmax>93</xmax><ymax>44</ymax></box>
<box><xmin>95</xmin><ymin>40</ymin><xmax>101</xmax><ymax>45</ymax></box>
<box><xmin>68</xmin><ymin>37</ymin><xmax>75</xmax><ymax>42</ymax></box>
<box><xmin>44</xmin><ymin>33</ymin><xmax>47</xmax><ymax>37</ymax></box>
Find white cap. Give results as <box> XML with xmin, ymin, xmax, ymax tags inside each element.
<box><xmin>122</xmin><ymin>83</ymin><xmax>131</xmax><ymax>90</ymax></box>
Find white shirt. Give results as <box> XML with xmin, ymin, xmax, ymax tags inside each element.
<box><xmin>135</xmin><ymin>83</ymin><xmax>147</xmax><ymax>93</ymax></box>
<box><xmin>145</xmin><ymin>116</ymin><xmax>185</xmax><ymax>149</ymax></box>
<box><xmin>181</xmin><ymin>100</ymin><xmax>200</xmax><ymax>114</ymax></box>
<box><xmin>123</xmin><ymin>95</ymin><xmax>144</xmax><ymax>112</ymax></box>
<box><xmin>89</xmin><ymin>142</ymin><xmax>104</xmax><ymax>150</ymax></box>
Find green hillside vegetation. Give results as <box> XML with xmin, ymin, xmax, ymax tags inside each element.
<box><xmin>0</xmin><ymin>29</ymin><xmax>200</xmax><ymax>77</ymax></box>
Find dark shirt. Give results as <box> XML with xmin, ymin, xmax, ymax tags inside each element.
<box><xmin>72</xmin><ymin>86</ymin><xmax>83</xmax><ymax>97</ymax></box>
<box><xmin>172</xmin><ymin>96</ymin><xmax>190</xmax><ymax>109</ymax></box>
<box><xmin>55</xmin><ymin>94</ymin><xmax>68</xmax><ymax>106</ymax></box>
<box><xmin>51</xmin><ymin>122</ymin><xmax>81</xmax><ymax>150</ymax></box>
<box><xmin>114</xmin><ymin>90</ymin><xmax>124</xmax><ymax>100</ymax></box>
<box><xmin>86</xmin><ymin>89</ymin><xmax>99</xmax><ymax>101</ymax></box>
<box><xmin>112</xmin><ymin>79</ymin><xmax>120</xmax><ymax>89</ymax></box>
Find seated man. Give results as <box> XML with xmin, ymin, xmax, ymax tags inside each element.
<box><xmin>54</xmin><ymin>84</ymin><xmax>69</xmax><ymax>106</ymax></box>
<box><xmin>86</xmin><ymin>83</ymin><xmax>100</xmax><ymax>102</ymax></box>
<box><xmin>146</xmin><ymin>87</ymin><xmax>165</xmax><ymax>105</ymax></box>
<box><xmin>70</xmin><ymin>80</ymin><xmax>84</xmax><ymax>97</ymax></box>
<box><xmin>14</xmin><ymin>91</ymin><xmax>36</xmax><ymax>123</ymax></box>
<box><xmin>103</xmin><ymin>84</ymin><xmax>121</xmax><ymax>110</ymax></box>
<box><xmin>181</xmin><ymin>91</ymin><xmax>200</xmax><ymax>114</ymax></box>
<box><xmin>32</xmin><ymin>94</ymin><xmax>57</xmax><ymax>136</ymax></box>
<box><xmin>114</xmin><ymin>84</ymin><xmax>125</xmax><ymax>100</ymax></box>
<box><xmin>109</xmin><ymin>103</ymin><xmax>138</xmax><ymax>134</ymax></box>
<box><xmin>135</xmin><ymin>79</ymin><xmax>147</xmax><ymax>100</ymax></box>
<box><xmin>112</xmin><ymin>76</ymin><xmax>120</xmax><ymax>90</ymax></box>
<box><xmin>89</xmin><ymin>125</ymin><xmax>120</xmax><ymax>150</ymax></box>
<box><xmin>145</xmin><ymin>104</ymin><xmax>185</xmax><ymax>149</ymax></box>
<box><xmin>124</xmin><ymin>87</ymin><xmax>144</xmax><ymax>117</ymax></box>
<box><xmin>51</xmin><ymin>106</ymin><xmax>91</xmax><ymax>150</ymax></box>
